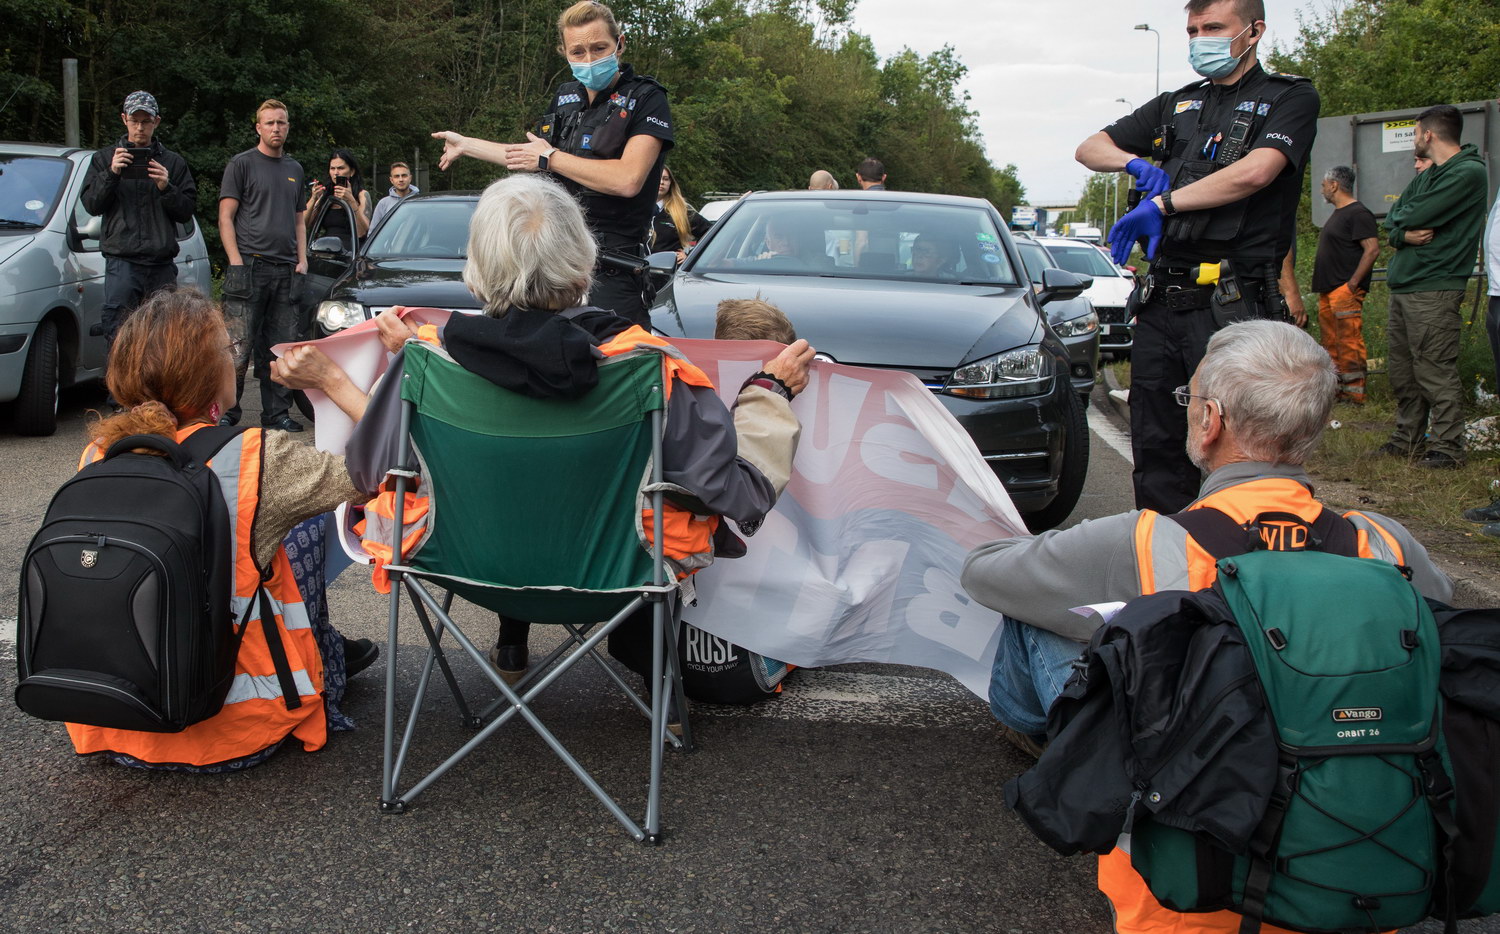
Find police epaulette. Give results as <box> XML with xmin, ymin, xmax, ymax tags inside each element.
<box><xmin>1266</xmin><ymin>72</ymin><xmax>1311</xmax><ymax>83</ymax></box>
<box><xmin>1173</xmin><ymin>77</ymin><xmax>1211</xmax><ymax>94</ymax></box>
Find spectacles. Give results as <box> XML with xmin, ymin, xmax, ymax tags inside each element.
<box><xmin>1173</xmin><ymin>384</ymin><xmax>1226</xmax><ymax>418</ymax></box>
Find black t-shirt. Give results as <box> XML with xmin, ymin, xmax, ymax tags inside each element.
<box><xmin>544</xmin><ymin>64</ymin><xmax>674</xmax><ymax>245</ymax></box>
<box><xmin>220</xmin><ymin>148</ymin><xmax>306</xmax><ymax>263</ymax></box>
<box><xmin>1311</xmin><ymin>201</ymin><xmax>1379</xmax><ymax>293</ymax></box>
<box><xmin>1103</xmin><ymin>64</ymin><xmax>1319</xmax><ymax>267</ymax></box>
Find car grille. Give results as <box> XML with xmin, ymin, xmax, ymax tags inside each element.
<box><xmin>1095</xmin><ymin>305</ymin><xmax>1128</xmax><ymax>324</ymax></box>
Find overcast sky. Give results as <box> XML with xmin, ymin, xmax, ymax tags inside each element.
<box><xmin>853</xmin><ymin>0</ymin><xmax>1326</xmax><ymax>203</ymax></box>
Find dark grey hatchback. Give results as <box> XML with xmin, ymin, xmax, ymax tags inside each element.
<box><xmin>649</xmin><ymin>190</ymin><xmax>1091</xmax><ymax>531</ymax></box>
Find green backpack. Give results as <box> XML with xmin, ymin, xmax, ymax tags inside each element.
<box><xmin>1130</xmin><ymin>537</ymin><xmax>1460</xmax><ymax>933</ymax></box>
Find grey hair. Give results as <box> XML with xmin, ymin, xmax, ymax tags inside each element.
<box><xmin>463</xmin><ymin>175</ymin><xmax>596</xmax><ymax>314</ymax></box>
<box><xmin>1323</xmin><ymin>164</ymin><xmax>1355</xmax><ymax>193</ymax></box>
<box><xmin>1196</xmin><ymin>320</ymin><xmax>1336</xmax><ymax>465</ymax></box>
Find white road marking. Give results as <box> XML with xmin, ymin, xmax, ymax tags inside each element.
<box><xmin>1088</xmin><ymin>403</ymin><xmax>1134</xmax><ymax>464</ymax></box>
<box><xmin>691</xmin><ymin>669</ymin><xmax>993</xmax><ymax>730</ymax></box>
<box><xmin>0</xmin><ymin>616</ymin><xmax>13</xmax><ymax>658</ymax></box>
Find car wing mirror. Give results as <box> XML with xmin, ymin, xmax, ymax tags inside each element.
<box><xmin>1037</xmin><ymin>267</ymin><xmax>1091</xmax><ymax>307</ymax></box>
<box><xmin>74</xmin><ymin>214</ymin><xmax>103</xmax><ymax>240</ymax></box>
<box><xmin>646</xmin><ymin>249</ymin><xmax>679</xmax><ymax>286</ymax></box>
<box><xmin>310</xmin><ymin>235</ymin><xmax>347</xmax><ymax>255</ymax></box>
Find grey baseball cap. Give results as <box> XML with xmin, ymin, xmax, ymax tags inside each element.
<box><xmin>123</xmin><ymin>91</ymin><xmax>159</xmax><ymax>118</ymax></box>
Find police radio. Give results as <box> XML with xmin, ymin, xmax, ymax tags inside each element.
<box><xmin>1215</xmin><ymin>109</ymin><xmax>1257</xmax><ymax>167</ymax></box>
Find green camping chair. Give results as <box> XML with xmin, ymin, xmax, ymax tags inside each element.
<box><xmin>377</xmin><ymin>338</ymin><xmax>691</xmax><ymax>842</ymax></box>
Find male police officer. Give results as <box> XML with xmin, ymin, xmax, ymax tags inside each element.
<box><xmin>1077</xmin><ymin>0</ymin><xmax>1319</xmax><ymax>512</ymax></box>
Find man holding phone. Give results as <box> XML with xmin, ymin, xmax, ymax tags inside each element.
<box><xmin>81</xmin><ymin>91</ymin><xmax>197</xmax><ymax>367</ymax></box>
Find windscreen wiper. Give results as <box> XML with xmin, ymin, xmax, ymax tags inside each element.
<box><xmin>0</xmin><ymin>218</ymin><xmax>42</xmax><ymax>228</ymax></box>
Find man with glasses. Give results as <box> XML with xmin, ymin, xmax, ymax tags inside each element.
<box><xmin>960</xmin><ymin>320</ymin><xmax>1451</xmax><ymax>932</ymax></box>
<box><xmin>81</xmin><ymin>91</ymin><xmax>197</xmax><ymax>385</ymax></box>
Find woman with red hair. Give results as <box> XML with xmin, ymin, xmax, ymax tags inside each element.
<box><xmin>69</xmin><ymin>286</ymin><xmax>375</xmax><ymax>772</ymax></box>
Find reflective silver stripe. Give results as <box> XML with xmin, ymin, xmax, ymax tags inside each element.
<box><xmin>207</xmin><ymin>430</ymin><xmax>248</xmax><ymax>577</ymax></box>
<box><xmin>229</xmin><ymin>592</ymin><xmax>311</xmax><ymax>631</ymax></box>
<box><xmin>1146</xmin><ymin>515</ymin><xmax>1192</xmax><ymax>593</ymax></box>
<box><xmin>223</xmin><ymin>668</ymin><xmax>318</xmax><ymax>705</ymax></box>
<box><xmin>1347</xmin><ymin>513</ymin><xmax>1401</xmax><ymax>564</ymax></box>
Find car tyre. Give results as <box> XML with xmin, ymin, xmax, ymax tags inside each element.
<box><xmin>15</xmin><ymin>318</ymin><xmax>60</xmax><ymax>436</ymax></box>
<box><xmin>1021</xmin><ymin>386</ymin><xmax>1089</xmax><ymax>533</ymax></box>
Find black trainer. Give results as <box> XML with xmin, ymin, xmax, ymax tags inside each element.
<box><xmin>263</xmin><ymin>416</ymin><xmax>303</xmax><ymax>433</ymax></box>
<box><xmin>343</xmin><ymin>637</ymin><xmax>379</xmax><ymax>678</ymax></box>
<box><xmin>1415</xmin><ymin>450</ymin><xmax>1462</xmax><ymax>470</ymax></box>
<box><xmin>487</xmin><ymin>643</ymin><xmax>528</xmax><ymax>686</ymax></box>
<box><xmin>1463</xmin><ymin>499</ymin><xmax>1500</xmax><ymax>523</ymax></box>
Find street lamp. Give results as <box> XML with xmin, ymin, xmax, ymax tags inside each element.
<box><xmin>1134</xmin><ymin>24</ymin><xmax>1160</xmax><ymax>97</ymax></box>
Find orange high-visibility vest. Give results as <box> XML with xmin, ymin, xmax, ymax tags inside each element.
<box><xmin>67</xmin><ymin>424</ymin><xmax>327</xmax><ymax>766</ymax></box>
<box><xmin>1100</xmin><ymin>475</ymin><xmax>1403</xmax><ymax>934</ymax></box>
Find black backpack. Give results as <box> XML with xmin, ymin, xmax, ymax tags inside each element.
<box><xmin>15</xmin><ymin>428</ymin><xmax>295</xmax><ymax>733</ymax></box>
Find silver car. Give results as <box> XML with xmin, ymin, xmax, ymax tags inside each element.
<box><xmin>0</xmin><ymin>142</ymin><xmax>212</xmax><ymax>435</ymax></box>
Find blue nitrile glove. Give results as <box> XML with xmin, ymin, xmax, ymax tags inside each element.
<box><xmin>1109</xmin><ymin>198</ymin><xmax>1163</xmax><ymax>265</ymax></box>
<box><xmin>1126</xmin><ymin>158</ymin><xmax>1171</xmax><ymax>199</ymax></box>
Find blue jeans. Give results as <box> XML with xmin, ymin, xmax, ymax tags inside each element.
<box><xmin>988</xmin><ymin>616</ymin><xmax>1087</xmax><ymax>737</ymax></box>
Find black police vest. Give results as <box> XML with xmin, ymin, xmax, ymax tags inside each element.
<box><xmin>1151</xmin><ymin>71</ymin><xmax>1309</xmax><ymax>247</ymax></box>
<box><xmin>539</xmin><ymin>73</ymin><xmax>664</xmax><ymax>163</ymax></box>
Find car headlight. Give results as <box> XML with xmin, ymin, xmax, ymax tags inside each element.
<box><xmin>944</xmin><ymin>344</ymin><xmax>1054</xmax><ymax>399</ymax></box>
<box><xmin>1052</xmin><ymin>310</ymin><xmax>1099</xmax><ymax>339</ymax></box>
<box><xmin>317</xmin><ymin>300</ymin><xmax>367</xmax><ymax>331</ymax></box>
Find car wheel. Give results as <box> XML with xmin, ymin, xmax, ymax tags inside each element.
<box><xmin>1021</xmin><ymin>387</ymin><xmax>1089</xmax><ymax>533</ymax></box>
<box><xmin>14</xmin><ymin>319</ymin><xmax>60</xmax><ymax>436</ymax></box>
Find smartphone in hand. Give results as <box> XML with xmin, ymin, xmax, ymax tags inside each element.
<box><xmin>121</xmin><ymin>147</ymin><xmax>152</xmax><ymax>180</ymax></box>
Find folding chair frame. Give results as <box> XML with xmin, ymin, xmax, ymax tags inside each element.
<box><xmin>377</xmin><ymin>374</ymin><xmax>693</xmax><ymax>843</ymax></box>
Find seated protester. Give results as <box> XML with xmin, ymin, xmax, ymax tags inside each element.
<box><xmin>650</xmin><ymin>164</ymin><xmax>709</xmax><ymax>262</ymax></box>
<box><xmin>609</xmin><ymin>295</ymin><xmax>803</xmax><ymax>704</ymax></box>
<box><xmin>342</xmin><ymin>175</ymin><xmax>814</xmax><ymax>714</ymax></box>
<box><xmin>959</xmin><ymin>320</ymin><xmax>1453</xmax><ymax>934</ymax></box>
<box><xmin>67</xmin><ymin>288</ymin><xmax>380</xmax><ymax>772</ymax></box>
<box><xmin>909</xmin><ymin>234</ymin><xmax>958</xmax><ymax>279</ymax></box>
<box><xmin>714</xmin><ymin>296</ymin><xmax>797</xmax><ymax>344</ymax></box>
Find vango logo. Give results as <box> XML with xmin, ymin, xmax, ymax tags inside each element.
<box><xmin>1332</xmin><ymin>707</ymin><xmax>1382</xmax><ymax>722</ymax></box>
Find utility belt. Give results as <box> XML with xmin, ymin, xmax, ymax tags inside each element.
<box><xmin>596</xmin><ymin>237</ymin><xmax>648</xmax><ymax>275</ymax></box>
<box><xmin>1132</xmin><ymin>259</ymin><xmax>1285</xmax><ymax>328</ymax></box>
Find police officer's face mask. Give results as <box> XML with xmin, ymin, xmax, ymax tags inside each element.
<box><xmin>1188</xmin><ymin>22</ymin><xmax>1253</xmax><ymax>79</ymax></box>
<box><xmin>570</xmin><ymin>43</ymin><xmax>621</xmax><ymax>92</ymax></box>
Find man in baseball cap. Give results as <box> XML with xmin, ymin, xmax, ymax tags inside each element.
<box><xmin>81</xmin><ymin>91</ymin><xmax>197</xmax><ymax>406</ymax></box>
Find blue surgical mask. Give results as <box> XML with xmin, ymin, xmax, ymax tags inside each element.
<box><xmin>1188</xmin><ymin>23</ymin><xmax>1252</xmax><ymax>79</ymax></box>
<box><xmin>570</xmin><ymin>50</ymin><xmax>620</xmax><ymax>91</ymax></box>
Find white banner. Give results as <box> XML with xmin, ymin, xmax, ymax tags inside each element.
<box><xmin>672</xmin><ymin>338</ymin><xmax>1024</xmax><ymax>700</ymax></box>
<box><xmin>281</xmin><ymin>319</ymin><xmax>1027</xmax><ymax>701</ymax></box>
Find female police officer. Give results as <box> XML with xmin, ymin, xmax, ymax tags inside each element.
<box><xmin>432</xmin><ymin>1</ymin><xmax>672</xmax><ymax>326</ymax></box>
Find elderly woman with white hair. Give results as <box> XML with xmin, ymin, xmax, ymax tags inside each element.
<box><xmin>341</xmin><ymin>174</ymin><xmax>815</xmax><ymax>704</ymax></box>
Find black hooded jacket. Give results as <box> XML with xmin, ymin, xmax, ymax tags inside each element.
<box><xmin>80</xmin><ymin>136</ymin><xmax>197</xmax><ymax>263</ymax></box>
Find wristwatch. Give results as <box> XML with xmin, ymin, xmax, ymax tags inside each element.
<box><xmin>538</xmin><ymin>148</ymin><xmax>558</xmax><ymax>173</ymax></box>
<box><xmin>1161</xmin><ymin>190</ymin><xmax>1177</xmax><ymax>217</ymax></box>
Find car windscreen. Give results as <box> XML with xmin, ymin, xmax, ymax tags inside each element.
<box><xmin>364</xmin><ymin>200</ymin><xmax>476</xmax><ymax>259</ymax></box>
<box><xmin>1042</xmin><ymin>243</ymin><xmax>1118</xmax><ymax>278</ymax></box>
<box><xmin>0</xmin><ymin>155</ymin><xmax>70</xmax><ymax>228</ymax></box>
<box><xmin>691</xmin><ymin>199</ymin><xmax>1019</xmax><ymax>286</ymax></box>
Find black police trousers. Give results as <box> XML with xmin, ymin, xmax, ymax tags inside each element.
<box><xmin>1128</xmin><ymin>297</ymin><xmax>1219</xmax><ymax>513</ymax></box>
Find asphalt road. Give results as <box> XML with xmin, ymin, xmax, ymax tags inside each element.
<box><xmin>0</xmin><ymin>379</ymin><xmax>1490</xmax><ymax>933</ymax></box>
